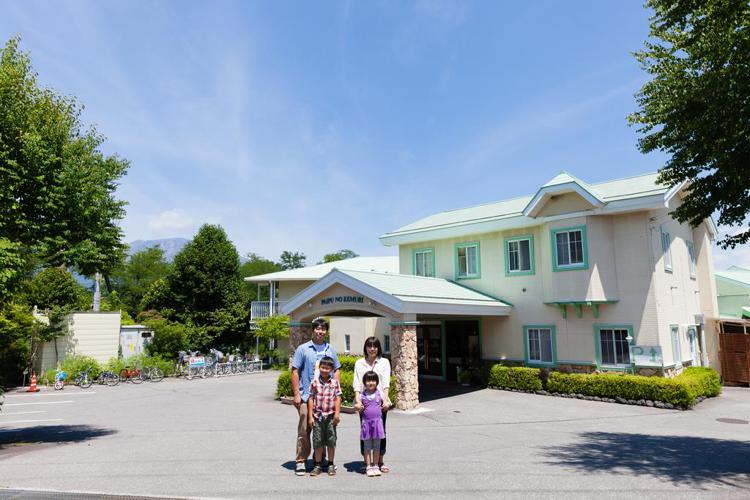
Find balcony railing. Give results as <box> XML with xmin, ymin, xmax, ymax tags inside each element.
<box><xmin>250</xmin><ymin>300</ymin><xmax>288</xmax><ymax>322</ymax></box>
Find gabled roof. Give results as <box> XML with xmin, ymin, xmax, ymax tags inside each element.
<box><xmin>380</xmin><ymin>171</ymin><xmax>708</xmax><ymax>246</ymax></box>
<box><xmin>281</xmin><ymin>269</ymin><xmax>512</xmax><ymax>317</ymax></box>
<box><xmin>523</xmin><ymin>171</ymin><xmax>605</xmax><ymax>217</ymax></box>
<box><xmin>716</xmin><ymin>266</ymin><xmax>750</xmax><ymax>288</ymax></box>
<box><xmin>244</xmin><ymin>256</ymin><xmax>398</xmax><ymax>283</ymax></box>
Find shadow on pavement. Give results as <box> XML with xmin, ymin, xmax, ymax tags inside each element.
<box><xmin>342</xmin><ymin>460</ymin><xmax>365</xmax><ymax>473</ymax></box>
<box><xmin>0</xmin><ymin>425</ymin><xmax>117</xmax><ymax>449</ymax></box>
<box><xmin>542</xmin><ymin>432</ymin><xmax>750</xmax><ymax>488</ymax></box>
<box><xmin>418</xmin><ymin>378</ymin><xmax>484</xmax><ymax>404</ymax></box>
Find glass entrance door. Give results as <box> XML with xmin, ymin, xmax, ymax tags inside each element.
<box><xmin>417</xmin><ymin>325</ymin><xmax>443</xmax><ymax>377</ymax></box>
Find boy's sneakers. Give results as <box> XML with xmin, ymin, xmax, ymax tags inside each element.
<box><xmin>295</xmin><ymin>462</ymin><xmax>306</xmax><ymax>476</ymax></box>
<box><xmin>309</xmin><ymin>465</ymin><xmax>323</xmax><ymax>477</ymax></box>
<box><xmin>327</xmin><ymin>464</ymin><xmax>337</xmax><ymax>476</ymax></box>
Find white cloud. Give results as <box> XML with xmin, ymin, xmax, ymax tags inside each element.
<box><xmin>147</xmin><ymin>210</ymin><xmax>195</xmax><ymax>232</ymax></box>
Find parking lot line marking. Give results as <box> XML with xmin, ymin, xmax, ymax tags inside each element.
<box><xmin>4</xmin><ymin>401</ymin><xmax>74</xmax><ymax>407</ymax></box>
<box><xmin>0</xmin><ymin>411</ymin><xmax>47</xmax><ymax>416</ymax></box>
<box><xmin>4</xmin><ymin>391</ymin><xmax>97</xmax><ymax>398</ymax></box>
<box><xmin>0</xmin><ymin>418</ymin><xmax>63</xmax><ymax>425</ymax></box>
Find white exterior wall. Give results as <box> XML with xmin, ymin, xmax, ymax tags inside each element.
<box><xmin>37</xmin><ymin>312</ymin><xmax>121</xmax><ymax>372</ymax></box>
<box><xmin>398</xmin><ymin>202</ymin><xmax>715</xmax><ymax>371</ymax></box>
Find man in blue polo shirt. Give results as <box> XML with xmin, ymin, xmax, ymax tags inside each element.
<box><xmin>291</xmin><ymin>317</ymin><xmax>341</xmax><ymax>476</ymax></box>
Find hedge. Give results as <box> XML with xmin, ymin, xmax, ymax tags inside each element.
<box><xmin>337</xmin><ymin>355</ymin><xmax>360</xmax><ymax>372</ymax></box>
<box><xmin>277</xmin><ymin>370</ymin><xmax>397</xmax><ymax>406</ymax></box>
<box><xmin>547</xmin><ymin>367</ymin><xmax>721</xmax><ymax>408</ymax></box>
<box><xmin>488</xmin><ymin>365</ymin><xmax>542</xmax><ymax>391</ymax></box>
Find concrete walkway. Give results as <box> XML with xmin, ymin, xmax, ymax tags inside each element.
<box><xmin>1</xmin><ymin>371</ymin><xmax>749</xmax><ymax>499</ymax></box>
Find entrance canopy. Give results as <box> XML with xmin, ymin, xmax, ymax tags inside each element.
<box><xmin>281</xmin><ymin>268</ymin><xmax>512</xmax><ymax>320</ymax></box>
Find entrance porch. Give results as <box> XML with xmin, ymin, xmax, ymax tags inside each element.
<box><xmin>281</xmin><ymin>268</ymin><xmax>511</xmax><ymax>409</ymax></box>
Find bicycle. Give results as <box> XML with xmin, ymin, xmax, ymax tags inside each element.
<box><xmin>120</xmin><ymin>365</ymin><xmax>142</xmax><ymax>384</ymax></box>
<box><xmin>73</xmin><ymin>369</ymin><xmax>93</xmax><ymax>389</ymax></box>
<box><xmin>98</xmin><ymin>370</ymin><xmax>120</xmax><ymax>386</ymax></box>
<box><xmin>141</xmin><ymin>366</ymin><xmax>164</xmax><ymax>382</ymax></box>
<box><xmin>54</xmin><ymin>369</ymin><xmax>68</xmax><ymax>390</ymax></box>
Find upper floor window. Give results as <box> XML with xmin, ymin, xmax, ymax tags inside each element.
<box><xmin>661</xmin><ymin>228</ymin><xmax>673</xmax><ymax>272</ymax></box>
<box><xmin>383</xmin><ymin>334</ymin><xmax>390</xmax><ymax>354</ymax></box>
<box><xmin>455</xmin><ymin>242</ymin><xmax>480</xmax><ymax>279</ymax></box>
<box><xmin>551</xmin><ymin>226</ymin><xmax>588</xmax><ymax>271</ymax></box>
<box><xmin>686</xmin><ymin>240</ymin><xmax>696</xmax><ymax>278</ymax></box>
<box><xmin>413</xmin><ymin>248</ymin><xmax>435</xmax><ymax>277</ymax></box>
<box><xmin>505</xmin><ymin>235</ymin><xmax>534</xmax><ymax>276</ymax></box>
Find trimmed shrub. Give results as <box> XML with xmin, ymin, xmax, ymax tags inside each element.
<box><xmin>546</xmin><ymin>368</ymin><xmax>722</xmax><ymax>409</ymax></box>
<box><xmin>488</xmin><ymin>365</ymin><xmax>542</xmax><ymax>391</ymax></box>
<box><xmin>60</xmin><ymin>355</ymin><xmax>102</xmax><ymax>380</ymax></box>
<box><xmin>277</xmin><ymin>370</ymin><xmax>291</xmax><ymax>399</ymax></box>
<box><xmin>679</xmin><ymin>367</ymin><xmax>721</xmax><ymax>398</ymax></box>
<box><xmin>39</xmin><ymin>368</ymin><xmax>58</xmax><ymax>385</ymax></box>
<box><xmin>276</xmin><ymin>370</ymin><xmax>397</xmax><ymax>407</ymax></box>
<box><xmin>337</xmin><ymin>355</ymin><xmax>360</xmax><ymax>372</ymax></box>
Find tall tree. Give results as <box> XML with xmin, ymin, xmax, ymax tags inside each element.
<box><xmin>279</xmin><ymin>250</ymin><xmax>306</xmax><ymax>270</ymax></box>
<box><xmin>166</xmin><ymin>224</ymin><xmax>250</xmax><ymax>349</ymax></box>
<box><xmin>321</xmin><ymin>249</ymin><xmax>358</xmax><ymax>263</ymax></box>
<box><xmin>111</xmin><ymin>247</ymin><xmax>171</xmax><ymax>316</ymax></box>
<box><xmin>0</xmin><ymin>36</ymin><xmax>129</xmax><ymax>289</ymax></box>
<box><xmin>629</xmin><ymin>0</ymin><xmax>750</xmax><ymax>248</ymax></box>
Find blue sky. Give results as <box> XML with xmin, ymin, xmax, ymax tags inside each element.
<box><xmin>1</xmin><ymin>0</ymin><xmax>746</xmax><ymax>268</ymax></box>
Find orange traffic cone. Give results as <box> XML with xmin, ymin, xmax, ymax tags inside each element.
<box><xmin>26</xmin><ymin>372</ymin><xmax>39</xmax><ymax>392</ymax></box>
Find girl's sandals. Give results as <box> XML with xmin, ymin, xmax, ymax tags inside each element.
<box><xmin>366</xmin><ymin>466</ymin><xmax>376</xmax><ymax>477</ymax></box>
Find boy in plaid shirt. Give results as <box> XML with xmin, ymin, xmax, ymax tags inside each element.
<box><xmin>307</xmin><ymin>356</ymin><xmax>342</xmax><ymax>476</ymax></box>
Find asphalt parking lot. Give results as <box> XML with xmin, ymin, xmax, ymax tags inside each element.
<box><xmin>1</xmin><ymin>371</ymin><xmax>749</xmax><ymax>499</ymax></box>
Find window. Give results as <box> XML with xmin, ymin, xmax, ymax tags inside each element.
<box><xmin>344</xmin><ymin>334</ymin><xmax>351</xmax><ymax>353</ymax></box>
<box><xmin>597</xmin><ymin>326</ymin><xmax>632</xmax><ymax>367</ymax></box>
<box><xmin>551</xmin><ymin>226</ymin><xmax>588</xmax><ymax>271</ymax></box>
<box><xmin>455</xmin><ymin>242</ymin><xmax>480</xmax><ymax>279</ymax></box>
<box><xmin>670</xmin><ymin>325</ymin><xmax>682</xmax><ymax>367</ymax></box>
<box><xmin>686</xmin><ymin>241</ymin><xmax>696</xmax><ymax>278</ymax></box>
<box><xmin>505</xmin><ymin>235</ymin><xmax>534</xmax><ymax>276</ymax></box>
<box><xmin>661</xmin><ymin>228</ymin><xmax>673</xmax><ymax>272</ymax></box>
<box><xmin>383</xmin><ymin>335</ymin><xmax>390</xmax><ymax>354</ymax></box>
<box><xmin>524</xmin><ymin>326</ymin><xmax>555</xmax><ymax>365</ymax></box>
<box><xmin>413</xmin><ymin>248</ymin><xmax>435</xmax><ymax>277</ymax></box>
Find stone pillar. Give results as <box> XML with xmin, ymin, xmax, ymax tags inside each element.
<box><xmin>287</xmin><ymin>322</ymin><xmax>311</xmax><ymax>370</ymax></box>
<box><xmin>390</xmin><ymin>322</ymin><xmax>419</xmax><ymax>410</ymax></box>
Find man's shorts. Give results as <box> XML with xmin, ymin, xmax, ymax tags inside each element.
<box><xmin>312</xmin><ymin>415</ymin><xmax>337</xmax><ymax>449</ymax></box>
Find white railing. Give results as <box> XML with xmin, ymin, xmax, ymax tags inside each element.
<box><xmin>250</xmin><ymin>300</ymin><xmax>288</xmax><ymax>321</ymax></box>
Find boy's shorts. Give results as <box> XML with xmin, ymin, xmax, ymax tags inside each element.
<box><xmin>312</xmin><ymin>415</ymin><xmax>337</xmax><ymax>449</ymax></box>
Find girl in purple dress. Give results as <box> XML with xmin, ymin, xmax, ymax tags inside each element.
<box><xmin>360</xmin><ymin>371</ymin><xmax>386</xmax><ymax>477</ymax></box>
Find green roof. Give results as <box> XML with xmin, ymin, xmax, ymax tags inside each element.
<box><xmin>381</xmin><ymin>172</ymin><xmax>668</xmax><ymax>244</ymax></box>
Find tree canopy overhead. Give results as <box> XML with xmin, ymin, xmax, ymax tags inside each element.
<box><xmin>321</xmin><ymin>249</ymin><xmax>358</xmax><ymax>263</ymax></box>
<box><xmin>279</xmin><ymin>250</ymin><xmax>306</xmax><ymax>270</ymax></box>
<box><xmin>629</xmin><ymin>0</ymin><xmax>750</xmax><ymax>248</ymax></box>
<box><xmin>0</xmin><ymin>36</ymin><xmax>129</xmax><ymax>286</ymax></box>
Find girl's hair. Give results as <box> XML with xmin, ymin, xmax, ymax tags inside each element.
<box><xmin>362</xmin><ymin>370</ymin><xmax>379</xmax><ymax>386</ymax></box>
<box><xmin>362</xmin><ymin>336</ymin><xmax>382</xmax><ymax>357</ymax></box>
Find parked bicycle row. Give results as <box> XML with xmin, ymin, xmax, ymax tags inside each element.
<box><xmin>174</xmin><ymin>349</ymin><xmax>264</xmax><ymax>380</ymax></box>
<box><xmin>52</xmin><ymin>365</ymin><xmax>165</xmax><ymax>389</ymax></box>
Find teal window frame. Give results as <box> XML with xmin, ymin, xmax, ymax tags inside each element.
<box><xmin>504</xmin><ymin>235</ymin><xmax>535</xmax><ymax>276</ymax></box>
<box><xmin>455</xmin><ymin>242</ymin><xmax>481</xmax><ymax>280</ymax></box>
<box><xmin>550</xmin><ymin>225</ymin><xmax>588</xmax><ymax>272</ymax></box>
<box><xmin>412</xmin><ymin>247</ymin><xmax>436</xmax><ymax>277</ymax></box>
<box><xmin>670</xmin><ymin>324</ymin><xmax>682</xmax><ymax>368</ymax></box>
<box><xmin>523</xmin><ymin>325</ymin><xmax>557</xmax><ymax>366</ymax></box>
<box><xmin>686</xmin><ymin>240</ymin><xmax>696</xmax><ymax>279</ymax></box>
<box><xmin>661</xmin><ymin>228</ymin><xmax>673</xmax><ymax>273</ymax></box>
<box><xmin>594</xmin><ymin>324</ymin><xmax>634</xmax><ymax>371</ymax></box>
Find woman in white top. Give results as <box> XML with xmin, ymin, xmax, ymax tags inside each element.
<box><xmin>353</xmin><ymin>336</ymin><xmax>391</xmax><ymax>473</ymax></box>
